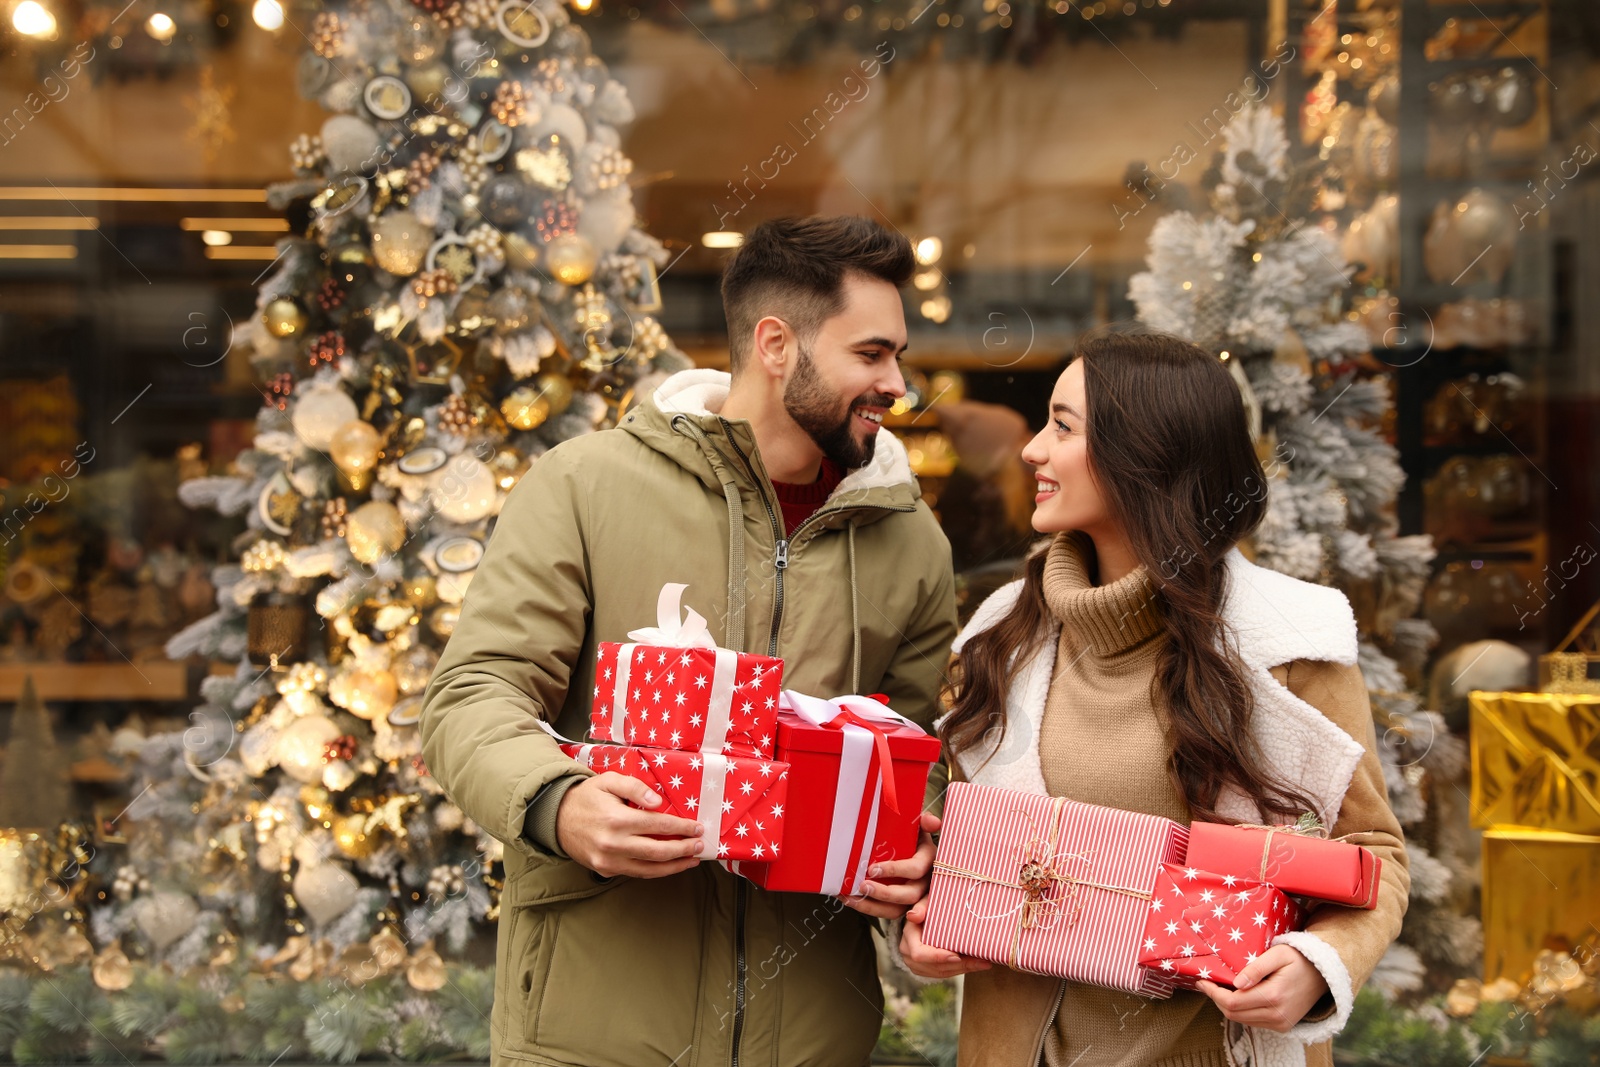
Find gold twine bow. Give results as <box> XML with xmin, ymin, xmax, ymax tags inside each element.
<box><xmin>932</xmin><ymin>797</ymin><xmax>1154</xmax><ymax>970</ymax></box>
<box><xmin>1231</xmin><ymin>820</ymin><xmax>1380</xmax><ymax>882</ymax></box>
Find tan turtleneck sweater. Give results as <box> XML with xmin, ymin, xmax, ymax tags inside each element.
<box><xmin>1035</xmin><ymin>531</ymin><xmax>1226</xmax><ymax>1067</ymax></box>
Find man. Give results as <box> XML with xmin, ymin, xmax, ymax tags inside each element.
<box><xmin>420</xmin><ymin>215</ymin><xmax>958</xmax><ymax>1067</ymax></box>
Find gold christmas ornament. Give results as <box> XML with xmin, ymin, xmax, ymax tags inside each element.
<box><xmin>332</xmin><ymin>666</ymin><xmax>398</xmax><ymax>721</ymax></box>
<box><xmin>404</xmin><ymin>61</ymin><xmax>449</xmax><ymax>102</ymax></box>
<box><xmin>428</xmin><ymin>604</ymin><xmax>460</xmax><ymax>639</ymax></box>
<box><xmin>406</xmin><ymin>940</ymin><xmax>447</xmax><ymax>990</ymax></box>
<box><xmin>437</xmin><ymin>392</ymin><xmax>476</xmax><ymax>437</ymax></box>
<box><xmin>370</xmin><ymin>927</ymin><xmax>407</xmax><ymax>970</ymax></box>
<box><xmin>332</xmin><ymin>813</ymin><xmax>377</xmax><ymax>859</ymax></box>
<box><xmin>345</xmin><ymin>501</ymin><xmax>407</xmax><ymax>564</ymax></box>
<box><xmin>91</xmin><ymin>939</ymin><xmax>133</xmax><ymax>991</ymax></box>
<box><xmin>544</xmin><ymin>232</ymin><xmax>598</xmax><ymax>285</ymax></box>
<box><xmin>1445</xmin><ymin>977</ymin><xmax>1481</xmax><ymax>1017</ymax></box>
<box><xmin>502</xmin><ymin>231</ymin><xmax>539</xmax><ymax>271</ymax></box>
<box><xmin>488</xmin><ymin>446</ymin><xmax>531</xmax><ymax>491</ymax></box>
<box><xmin>536</xmin><ymin>371</ymin><xmax>574</xmax><ymax>415</ymax></box>
<box><xmin>403</xmin><ymin>573</ymin><xmax>438</xmax><ymax>609</ymax></box>
<box><xmin>38</xmin><ymin>926</ymin><xmax>94</xmax><ymax>971</ymax></box>
<box><xmin>263</xmin><ymin>298</ymin><xmax>308</xmax><ymax>339</ymax></box>
<box><xmin>287</xmin><ymin>937</ymin><xmax>322</xmax><ymax>982</ymax></box>
<box><xmin>299</xmin><ymin>784</ymin><xmax>332</xmax><ymax>821</ymax></box>
<box><xmin>501</xmin><ymin>387</ymin><xmax>550</xmax><ymax>431</ymax></box>
<box><xmin>329</xmin><ymin>419</ymin><xmax>382</xmax><ymax>480</ymax></box>
<box><xmin>371</xmin><ymin>210</ymin><xmax>431</xmax><ymax>277</ymax></box>
<box><xmin>490</xmin><ymin>79</ymin><xmax>533</xmax><ymax>127</ymax></box>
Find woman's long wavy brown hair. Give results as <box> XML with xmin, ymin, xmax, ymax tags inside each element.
<box><xmin>941</xmin><ymin>327</ymin><xmax>1321</xmax><ymax>824</ymax></box>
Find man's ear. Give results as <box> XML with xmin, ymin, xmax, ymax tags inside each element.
<box><xmin>749</xmin><ymin>316</ymin><xmax>793</xmax><ymax>381</ymax></box>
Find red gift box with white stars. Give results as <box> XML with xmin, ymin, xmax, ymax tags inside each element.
<box><xmin>590</xmin><ymin>641</ymin><xmax>784</xmax><ymax>761</ymax></box>
<box><xmin>1136</xmin><ymin>863</ymin><xmax>1305</xmax><ymax>989</ymax></box>
<box><xmin>557</xmin><ymin>742</ymin><xmax>790</xmax><ymax>862</ymax></box>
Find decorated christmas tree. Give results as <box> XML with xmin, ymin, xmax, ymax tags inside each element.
<box><xmin>0</xmin><ymin>677</ymin><xmax>70</xmax><ymax>832</ymax></box>
<box><xmin>0</xmin><ymin>0</ymin><xmax>689</xmax><ymax>1053</ymax></box>
<box><xmin>1128</xmin><ymin>101</ymin><xmax>1479</xmax><ymax>997</ymax></box>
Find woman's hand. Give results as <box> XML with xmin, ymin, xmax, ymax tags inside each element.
<box><xmin>898</xmin><ymin>893</ymin><xmax>993</xmax><ymax>979</ymax></box>
<box><xmin>1195</xmin><ymin>944</ymin><xmax>1329</xmax><ymax>1033</ymax></box>
<box><xmin>843</xmin><ymin>811</ymin><xmax>942</xmax><ymax>920</ymax></box>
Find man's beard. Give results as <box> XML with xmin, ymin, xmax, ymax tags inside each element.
<box><xmin>783</xmin><ymin>346</ymin><xmax>896</xmax><ymax>471</ymax></box>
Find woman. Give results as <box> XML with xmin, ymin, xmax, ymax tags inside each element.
<box><xmin>898</xmin><ymin>329</ymin><xmax>1409</xmax><ymax>1067</ymax></box>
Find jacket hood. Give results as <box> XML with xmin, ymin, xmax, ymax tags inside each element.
<box><xmin>627</xmin><ymin>368</ymin><xmax>920</xmax><ymax>509</ymax></box>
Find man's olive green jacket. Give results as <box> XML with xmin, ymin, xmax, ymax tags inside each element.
<box><xmin>421</xmin><ymin>369</ymin><xmax>957</xmax><ymax>1067</ymax></box>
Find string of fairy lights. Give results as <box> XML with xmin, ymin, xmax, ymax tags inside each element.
<box><xmin>5</xmin><ymin>0</ymin><xmax>1184</xmax><ymax>76</ymax></box>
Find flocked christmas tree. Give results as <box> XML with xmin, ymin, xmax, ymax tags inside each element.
<box><xmin>1</xmin><ymin>0</ymin><xmax>691</xmax><ymax>1055</ymax></box>
<box><xmin>1128</xmin><ymin>101</ymin><xmax>1481</xmax><ymax>998</ymax></box>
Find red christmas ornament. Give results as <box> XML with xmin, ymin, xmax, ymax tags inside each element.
<box><xmin>534</xmin><ymin>198</ymin><xmax>579</xmax><ymax>243</ymax></box>
<box><xmin>262</xmin><ymin>372</ymin><xmax>294</xmax><ymax>412</ymax></box>
<box><xmin>309</xmin><ymin>330</ymin><xmax>347</xmax><ymax>368</ymax></box>
<box><xmin>324</xmin><ymin>734</ymin><xmax>359</xmax><ymax>763</ymax></box>
<box><xmin>316</xmin><ymin>277</ymin><xmax>346</xmax><ymax>312</ymax></box>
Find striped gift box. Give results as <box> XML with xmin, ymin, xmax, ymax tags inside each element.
<box><xmin>923</xmin><ymin>781</ymin><xmax>1189</xmax><ymax>996</ymax></box>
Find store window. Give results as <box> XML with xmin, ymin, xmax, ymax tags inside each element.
<box><xmin>0</xmin><ymin>0</ymin><xmax>1595</xmax><ymax>1062</ymax></box>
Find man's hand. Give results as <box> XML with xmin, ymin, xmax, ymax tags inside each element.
<box><xmin>554</xmin><ymin>773</ymin><xmax>705</xmax><ymax>879</ymax></box>
<box><xmin>898</xmin><ymin>894</ymin><xmax>992</xmax><ymax>979</ymax></box>
<box><xmin>844</xmin><ymin>811</ymin><xmax>941</xmax><ymax>920</ymax></box>
<box><xmin>1196</xmin><ymin>944</ymin><xmax>1330</xmax><ymax>1033</ymax></box>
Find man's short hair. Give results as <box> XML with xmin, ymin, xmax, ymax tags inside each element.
<box><xmin>719</xmin><ymin>216</ymin><xmax>914</xmax><ymax>374</ymax></box>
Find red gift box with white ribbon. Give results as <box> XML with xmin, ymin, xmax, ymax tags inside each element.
<box><xmin>590</xmin><ymin>583</ymin><xmax>783</xmax><ymax>760</ymax></box>
<box><xmin>728</xmin><ymin>690</ymin><xmax>941</xmax><ymax>896</ymax></box>
<box><xmin>557</xmin><ymin>741</ymin><xmax>789</xmax><ymax>862</ymax></box>
<box><xmin>1136</xmin><ymin>863</ymin><xmax>1304</xmax><ymax>988</ymax></box>
<box><xmin>922</xmin><ymin>782</ymin><xmax>1189</xmax><ymax>997</ymax></box>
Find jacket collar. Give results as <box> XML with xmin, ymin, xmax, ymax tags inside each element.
<box><xmin>635</xmin><ymin>368</ymin><xmax>921</xmax><ymax>519</ymax></box>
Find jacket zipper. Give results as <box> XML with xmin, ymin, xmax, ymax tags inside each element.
<box><xmin>712</xmin><ymin>417</ymin><xmax>917</xmax><ymax>1067</ymax></box>
<box><xmin>717</xmin><ymin>418</ymin><xmax>788</xmax><ymax>658</ymax></box>
<box><xmin>1032</xmin><ymin>981</ymin><xmax>1067</xmax><ymax>1063</ymax></box>
<box><xmin>731</xmin><ymin>878</ymin><xmax>748</xmax><ymax>1067</ymax></box>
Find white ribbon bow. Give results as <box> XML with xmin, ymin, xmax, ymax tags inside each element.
<box><xmin>625</xmin><ymin>583</ymin><xmax>715</xmax><ymax>647</ymax></box>
<box><xmin>604</xmin><ymin>583</ymin><xmax>740</xmax><ymax>758</ymax></box>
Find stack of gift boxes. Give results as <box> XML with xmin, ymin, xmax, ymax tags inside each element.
<box><xmin>563</xmin><ymin>586</ymin><xmax>1393</xmax><ymax>992</ymax></box>
<box><xmin>1469</xmin><ymin>688</ymin><xmax>1600</xmax><ymax>983</ymax></box>
<box><xmin>559</xmin><ymin>585</ymin><xmax>943</xmax><ymax>893</ymax></box>
<box><xmin>921</xmin><ymin>782</ymin><xmax>1383</xmax><ymax>995</ymax></box>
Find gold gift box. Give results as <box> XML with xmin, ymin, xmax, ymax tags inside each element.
<box><xmin>1470</xmin><ymin>690</ymin><xmax>1600</xmax><ymax>836</ymax></box>
<box><xmin>1482</xmin><ymin>828</ymin><xmax>1600</xmax><ymax>983</ymax></box>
